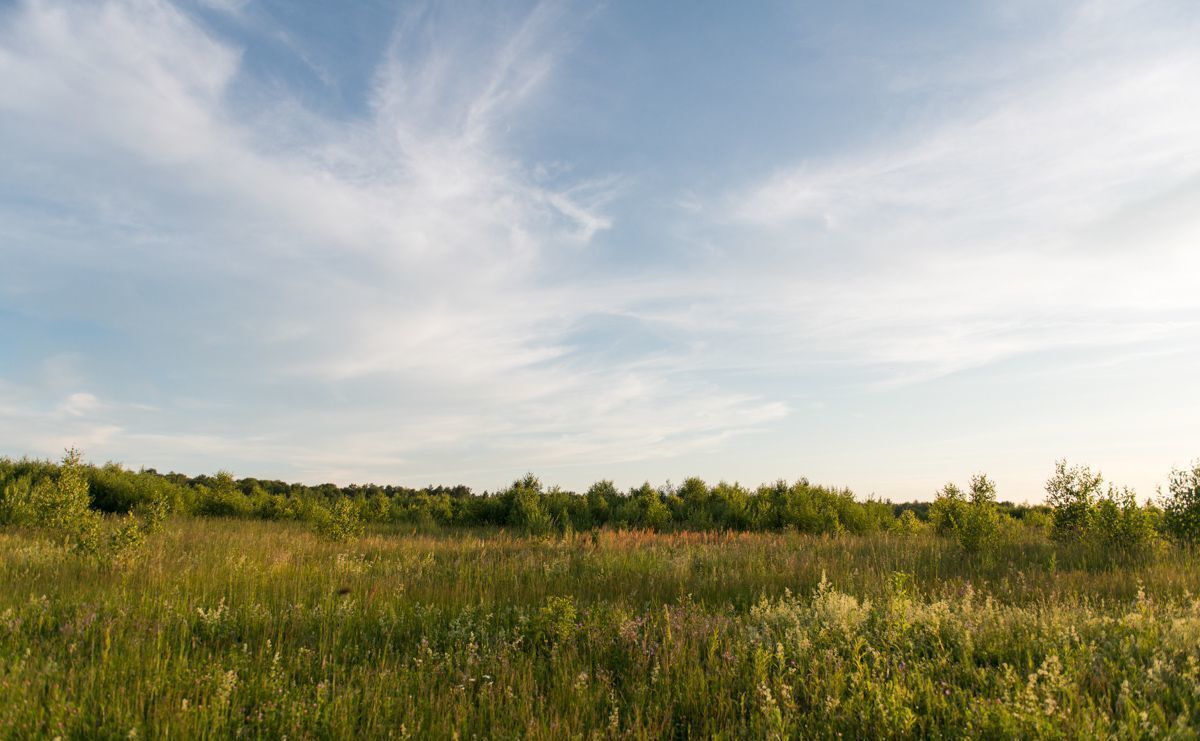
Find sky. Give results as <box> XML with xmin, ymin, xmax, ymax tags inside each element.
<box><xmin>1</xmin><ymin>0</ymin><xmax>1198</xmax><ymax>501</ymax></box>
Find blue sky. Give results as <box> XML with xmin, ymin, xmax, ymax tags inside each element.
<box><xmin>2</xmin><ymin>0</ymin><xmax>1198</xmax><ymax>500</ymax></box>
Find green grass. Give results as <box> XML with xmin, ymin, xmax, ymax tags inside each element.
<box><xmin>1</xmin><ymin>520</ymin><xmax>1199</xmax><ymax>738</ymax></box>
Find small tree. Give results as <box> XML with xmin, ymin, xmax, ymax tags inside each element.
<box><xmin>929</xmin><ymin>483</ymin><xmax>966</xmax><ymax>537</ymax></box>
<box><xmin>509</xmin><ymin>474</ymin><xmax>552</xmax><ymax>536</ymax></box>
<box><xmin>679</xmin><ymin>477</ymin><xmax>712</xmax><ymax>530</ymax></box>
<box><xmin>30</xmin><ymin>448</ymin><xmax>102</xmax><ymax>553</ymax></box>
<box><xmin>1044</xmin><ymin>460</ymin><xmax>1103</xmax><ymax>542</ymax></box>
<box><xmin>317</xmin><ymin>497</ymin><xmax>365</xmax><ymax>541</ymax></box>
<box><xmin>957</xmin><ymin>474</ymin><xmax>1001</xmax><ymax>553</ymax></box>
<box><xmin>1092</xmin><ymin>485</ymin><xmax>1156</xmax><ymax>554</ymax></box>
<box><xmin>893</xmin><ymin>509</ymin><xmax>926</xmax><ymax>536</ymax></box>
<box><xmin>1162</xmin><ymin>460</ymin><xmax>1200</xmax><ymax>545</ymax></box>
<box><xmin>0</xmin><ymin>474</ymin><xmax>36</xmax><ymax>525</ymax></box>
<box><xmin>623</xmin><ymin>483</ymin><xmax>670</xmax><ymax>530</ymax></box>
<box><xmin>930</xmin><ymin>474</ymin><xmax>1001</xmax><ymax>553</ymax></box>
<box><xmin>585</xmin><ymin>480</ymin><xmax>615</xmax><ymax>526</ymax></box>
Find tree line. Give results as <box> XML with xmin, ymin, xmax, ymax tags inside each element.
<box><xmin>1</xmin><ymin>452</ymin><xmax>1198</xmax><ymax>551</ymax></box>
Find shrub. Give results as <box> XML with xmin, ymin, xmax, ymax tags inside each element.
<box><xmin>711</xmin><ymin>482</ymin><xmax>751</xmax><ymax>530</ymax></box>
<box><xmin>534</xmin><ymin>595</ymin><xmax>578</xmax><ymax>647</ymax></box>
<box><xmin>679</xmin><ymin>477</ymin><xmax>712</xmax><ymax>529</ymax></box>
<box><xmin>1022</xmin><ymin>509</ymin><xmax>1054</xmax><ymax>537</ymax></box>
<box><xmin>1044</xmin><ymin>460</ymin><xmax>1103</xmax><ymax>542</ymax></box>
<box><xmin>892</xmin><ymin>509</ymin><xmax>926</xmax><ymax>536</ymax></box>
<box><xmin>1043</xmin><ymin>461</ymin><xmax>1157</xmax><ymax>558</ymax></box>
<box><xmin>929</xmin><ymin>483</ymin><xmax>966</xmax><ymax>537</ymax></box>
<box><xmin>0</xmin><ymin>474</ymin><xmax>36</xmax><ymax>526</ymax></box>
<box><xmin>316</xmin><ymin>498</ymin><xmax>365</xmax><ymax>541</ymax></box>
<box><xmin>30</xmin><ymin>449</ymin><xmax>103</xmax><ymax>554</ymax></box>
<box><xmin>89</xmin><ymin>464</ymin><xmax>141</xmax><ymax>512</ymax></box>
<box><xmin>107</xmin><ymin>513</ymin><xmax>148</xmax><ymax>563</ymax></box>
<box><xmin>630</xmin><ymin>483</ymin><xmax>671</xmax><ymax>531</ymax></box>
<box><xmin>253</xmin><ymin>492</ymin><xmax>297</xmax><ymax>522</ymax></box>
<box><xmin>509</xmin><ymin>474</ymin><xmax>553</xmax><ymax>535</ymax></box>
<box><xmin>1091</xmin><ymin>485</ymin><xmax>1158</xmax><ymax>555</ymax></box>
<box><xmin>931</xmin><ymin>474</ymin><xmax>1002</xmax><ymax>553</ymax></box>
<box><xmin>585</xmin><ymin>480</ymin><xmax>615</xmax><ymax>526</ymax></box>
<box><xmin>194</xmin><ymin>472</ymin><xmax>251</xmax><ymax>518</ymax></box>
<box><xmin>1161</xmin><ymin>460</ymin><xmax>1200</xmax><ymax>545</ymax></box>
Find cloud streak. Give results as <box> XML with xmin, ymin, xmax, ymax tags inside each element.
<box><xmin>0</xmin><ymin>0</ymin><xmax>783</xmax><ymax>485</ymax></box>
<box><xmin>708</xmin><ymin>0</ymin><xmax>1200</xmax><ymax>382</ymax></box>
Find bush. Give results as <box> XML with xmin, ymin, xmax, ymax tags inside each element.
<box><xmin>194</xmin><ymin>471</ymin><xmax>251</xmax><ymax>518</ymax></box>
<box><xmin>107</xmin><ymin>513</ymin><xmax>148</xmax><ymax>563</ymax></box>
<box><xmin>1161</xmin><ymin>460</ymin><xmax>1200</xmax><ymax>545</ymax></box>
<box><xmin>1045</xmin><ymin>461</ymin><xmax>1157</xmax><ymax>558</ymax></box>
<box><xmin>508</xmin><ymin>474</ymin><xmax>553</xmax><ymax>535</ymax></box>
<box><xmin>585</xmin><ymin>480</ymin><xmax>615</xmax><ymax>527</ymax></box>
<box><xmin>1045</xmin><ymin>460</ymin><xmax>1103</xmax><ymax>542</ymax></box>
<box><xmin>1092</xmin><ymin>485</ymin><xmax>1158</xmax><ymax>555</ymax></box>
<box><xmin>534</xmin><ymin>595</ymin><xmax>578</xmax><ymax>648</ymax></box>
<box><xmin>930</xmin><ymin>474</ymin><xmax>1002</xmax><ymax>553</ymax></box>
<box><xmin>1021</xmin><ymin>509</ymin><xmax>1054</xmax><ymax>537</ymax></box>
<box><xmin>316</xmin><ymin>498</ymin><xmax>365</xmax><ymax>541</ymax></box>
<box><xmin>711</xmin><ymin>482</ymin><xmax>751</xmax><ymax>530</ymax></box>
<box><xmin>630</xmin><ymin>483</ymin><xmax>671</xmax><ymax>531</ymax></box>
<box><xmin>0</xmin><ymin>474</ymin><xmax>36</xmax><ymax>526</ymax></box>
<box><xmin>929</xmin><ymin>483</ymin><xmax>967</xmax><ymax>537</ymax></box>
<box><xmin>136</xmin><ymin>492</ymin><xmax>171</xmax><ymax>535</ymax></box>
<box><xmin>679</xmin><ymin>477</ymin><xmax>712</xmax><ymax>530</ymax></box>
<box><xmin>892</xmin><ymin>509</ymin><xmax>926</xmax><ymax>536</ymax></box>
<box><xmin>30</xmin><ymin>449</ymin><xmax>103</xmax><ymax>554</ymax></box>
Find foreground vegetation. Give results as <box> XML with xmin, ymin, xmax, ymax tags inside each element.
<box><xmin>2</xmin><ymin>520</ymin><xmax>1200</xmax><ymax>738</ymax></box>
<box><xmin>2</xmin><ymin>453</ymin><xmax>1199</xmax><ymax>737</ymax></box>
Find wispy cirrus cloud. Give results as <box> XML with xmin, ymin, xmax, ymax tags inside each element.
<box><xmin>0</xmin><ymin>0</ymin><xmax>782</xmax><ymax>484</ymax></box>
<box><xmin>707</xmin><ymin>0</ymin><xmax>1200</xmax><ymax>383</ymax></box>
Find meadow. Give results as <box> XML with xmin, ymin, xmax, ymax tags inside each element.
<box><xmin>2</xmin><ymin>454</ymin><xmax>1200</xmax><ymax>738</ymax></box>
<box><xmin>2</xmin><ymin>519</ymin><xmax>1199</xmax><ymax>738</ymax></box>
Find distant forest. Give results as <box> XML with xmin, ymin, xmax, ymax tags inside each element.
<box><xmin>4</xmin><ymin>451</ymin><xmax>1200</xmax><ymax>566</ymax></box>
<box><xmin>1</xmin><ymin>452</ymin><xmax>1053</xmax><ymax>534</ymax></box>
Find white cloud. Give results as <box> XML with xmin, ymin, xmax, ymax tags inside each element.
<box><xmin>714</xmin><ymin>0</ymin><xmax>1200</xmax><ymax>381</ymax></box>
<box><xmin>58</xmin><ymin>392</ymin><xmax>100</xmax><ymax>417</ymax></box>
<box><xmin>0</xmin><ymin>0</ymin><xmax>784</xmax><ymax>484</ymax></box>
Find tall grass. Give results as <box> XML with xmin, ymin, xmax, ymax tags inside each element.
<box><xmin>1</xmin><ymin>520</ymin><xmax>1198</xmax><ymax>737</ymax></box>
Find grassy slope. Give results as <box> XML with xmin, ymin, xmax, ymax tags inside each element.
<box><xmin>1</xmin><ymin>520</ymin><xmax>1199</xmax><ymax>738</ymax></box>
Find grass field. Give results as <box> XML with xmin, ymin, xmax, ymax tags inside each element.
<box><xmin>2</xmin><ymin>520</ymin><xmax>1199</xmax><ymax>738</ymax></box>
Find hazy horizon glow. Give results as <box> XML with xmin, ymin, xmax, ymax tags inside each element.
<box><xmin>2</xmin><ymin>0</ymin><xmax>1199</xmax><ymax>500</ymax></box>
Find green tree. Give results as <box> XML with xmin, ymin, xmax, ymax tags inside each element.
<box><xmin>30</xmin><ymin>448</ymin><xmax>102</xmax><ymax>553</ymax></box>
<box><xmin>1092</xmin><ymin>485</ymin><xmax>1157</xmax><ymax>554</ymax></box>
<box><xmin>679</xmin><ymin>477</ymin><xmax>712</xmax><ymax>529</ymax></box>
<box><xmin>0</xmin><ymin>474</ymin><xmax>36</xmax><ymax>525</ymax></box>
<box><xmin>623</xmin><ymin>483</ymin><xmax>670</xmax><ymax>531</ymax></box>
<box><xmin>314</xmin><ymin>497</ymin><xmax>365</xmax><ymax>541</ymax></box>
<box><xmin>585</xmin><ymin>480</ymin><xmax>615</xmax><ymax>526</ymax></box>
<box><xmin>196</xmin><ymin>471</ymin><xmax>250</xmax><ymax>518</ymax></box>
<box><xmin>893</xmin><ymin>509</ymin><xmax>925</xmax><ymax>535</ymax></box>
<box><xmin>929</xmin><ymin>483</ymin><xmax>967</xmax><ymax>536</ymax></box>
<box><xmin>1161</xmin><ymin>460</ymin><xmax>1200</xmax><ymax>545</ymax></box>
<box><xmin>956</xmin><ymin>474</ymin><xmax>1001</xmax><ymax>553</ymax></box>
<box><xmin>510</xmin><ymin>474</ymin><xmax>552</xmax><ymax>535</ymax></box>
<box><xmin>930</xmin><ymin>474</ymin><xmax>1001</xmax><ymax>554</ymax></box>
<box><xmin>1044</xmin><ymin>460</ymin><xmax>1103</xmax><ymax>542</ymax></box>
<box><xmin>711</xmin><ymin>482</ymin><xmax>750</xmax><ymax>530</ymax></box>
